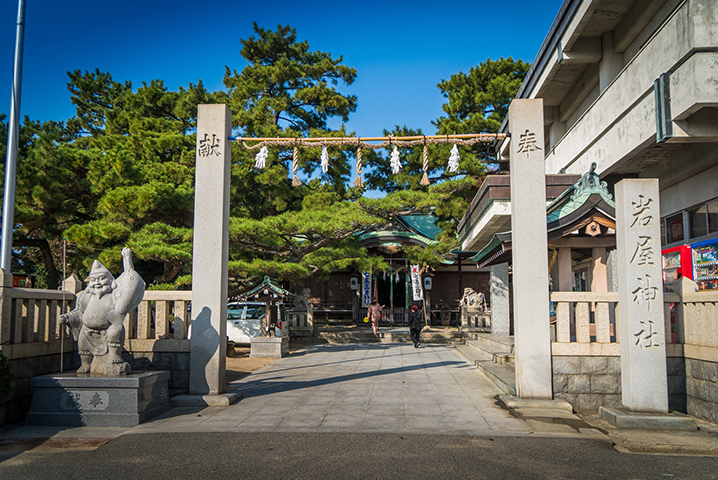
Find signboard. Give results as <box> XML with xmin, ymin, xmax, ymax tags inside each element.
<box><xmin>350</xmin><ymin>277</ymin><xmax>359</xmax><ymax>290</ymax></box>
<box><xmin>410</xmin><ymin>265</ymin><xmax>424</xmax><ymax>301</ymax></box>
<box><xmin>361</xmin><ymin>272</ymin><xmax>372</xmax><ymax>307</ymax></box>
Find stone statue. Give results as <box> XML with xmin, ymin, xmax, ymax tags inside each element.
<box><xmin>293</xmin><ymin>288</ymin><xmax>311</xmax><ymax>309</ymax></box>
<box><xmin>60</xmin><ymin>248</ymin><xmax>145</xmax><ymax>376</ymax></box>
<box><xmin>459</xmin><ymin>287</ymin><xmax>485</xmax><ymax>311</ymax></box>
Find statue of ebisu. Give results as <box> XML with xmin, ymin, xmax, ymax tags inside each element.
<box><xmin>60</xmin><ymin>248</ymin><xmax>145</xmax><ymax>375</ymax></box>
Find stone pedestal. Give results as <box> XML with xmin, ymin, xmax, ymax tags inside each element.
<box><xmin>599</xmin><ymin>406</ymin><xmax>696</xmax><ymax>431</ymax></box>
<box><xmin>250</xmin><ymin>336</ymin><xmax>289</xmax><ymax>358</ymax></box>
<box><xmin>26</xmin><ymin>371</ymin><xmax>171</xmax><ymax>427</ymax></box>
<box><xmin>490</xmin><ymin>263</ymin><xmax>510</xmax><ymax>336</ymax></box>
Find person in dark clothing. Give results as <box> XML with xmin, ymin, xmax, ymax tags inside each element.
<box><xmin>408</xmin><ymin>304</ymin><xmax>424</xmax><ymax>348</ymax></box>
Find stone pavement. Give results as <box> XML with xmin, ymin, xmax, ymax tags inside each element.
<box><xmin>128</xmin><ymin>342</ymin><xmax>604</xmax><ymax>437</ymax></box>
<box><xmin>3</xmin><ymin>342</ymin><xmax>718</xmax><ymax>456</ymax></box>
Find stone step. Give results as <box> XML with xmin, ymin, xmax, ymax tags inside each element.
<box><xmin>453</xmin><ymin>344</ymin><xmax>516</xmax><ymax>396</ymax></box>
<box><xmin>462</xmin><ymin>332</ymin><xmax>514</xmax><ymax>352</ymax></box>
<box><xmin>461</xmin><ymin>327</ymin><xmax>492</xmax><ymax>334</ymax></box>
<box><xmin>464</xmin><ymin>339</ymin><xmax>515</xmax><ymax>364</ymax></box>
<box><xmin>315</xmin><ymin>329</ymin><xmax>461</xmax><ymax>344</ymax></box>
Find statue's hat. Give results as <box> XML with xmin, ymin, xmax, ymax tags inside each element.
<box><xmin>89</xmin><ymin>260</ymin><xmax>113</xmax><ymax>278</ymax></box>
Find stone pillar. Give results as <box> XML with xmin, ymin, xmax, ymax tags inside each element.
<box><xmin>590</xmin><ymin>247</ymin><xmax>608</xmax><ymax>292</ymax></box>
<box><xmin>490</xmin><ymin>263</ymin><xmax>510</xmax><ymax>336</ymax></box>
<box><xmin>606</xmin><ymin>249</ymin><xmax>618</xmax><ymax>292</ymax></box>
<box><xmin>189</xmin><ymin>104</ymin><xmax>231</xmax><ymax>396</ymax></box>
<box><xmin>599</xmin><ymin>32</ymin><xmax>623</xmax><ymax>92</ymax></box>
<box><xmin>557</xmin><ymin>247</ymin><xmax>573</xmax><ymax>292</ymax></box>
<box><xmin>508</xmin><ymin>98</ymin><xmax>552</xmax><ymax>399</ymax></box>
<box><xmin>615</xmin><ymin>179</ymin><xmax>668</xmax><ymax>413</ymax></box>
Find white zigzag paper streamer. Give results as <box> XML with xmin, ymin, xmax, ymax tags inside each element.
<box><xmin>254</xmin><ymin>146</ymin><xmax>268</xmax><ymax>169</ymax></box>
<box><xmin>447</xmin><ymin>144</ymin><xmax>460</xmax><ymax>173</ymax></box>
<box><xmin>320</xmin><ymin>146</ymin><xmax>329</xmax><ymax>174</ymax></box>
<box><xmin>390</xmin><ymin>146</ymin><xmax>402</xmax><ymax>175</ymax></box>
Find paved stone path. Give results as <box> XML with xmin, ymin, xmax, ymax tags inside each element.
<box><xmin>127</xmin><ymin>343</ymin><xmax>603</xmax><ymax>437</ymax></box>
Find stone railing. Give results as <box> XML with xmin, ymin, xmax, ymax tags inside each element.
<box><xmin>550</xmin><ymin>292</ymin><xmax>618</xmax><ymax>356</ymax></box>
<box><xmin>551</xmin><ymin>292</ymin><xmax>618</xmax><ymax>343</ymax></box>
<box><xmin>0</xmin><ymin>285</ymin><xmax>77</xmax><ymax>360</ymax></box>
<box><xmin>0</xmin><ymin>269</ymin><xmax>192</xmax><ymax>359</ymax></box>
<box><xmin>125</xmin><ymin>290</ymin><xmax>192</xmax><ymax>341</ymax></box>
<box><xmin>550</xmin><ymin>287</ymin><xmax>718</xmax><ymax>350</ymax></box>
<box><xmin>460</xmin><ymin>305</ymin><xmax>490</xmax><ymax>330</ymax></box>
<box><xmin>287</xmin><ymin>305</ymin><xmax>314</xmax><ymax>341</ymax></box>
<box><xmin>664</xmin><ymin>289</ymin><xmax>718</xmax><ymax>348</ymax></box>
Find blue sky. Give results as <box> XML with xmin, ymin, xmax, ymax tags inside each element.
<box><xmin>1</xmin><ymin>0</ymin><xmax>563</xmax><ymax>137</ymax></box>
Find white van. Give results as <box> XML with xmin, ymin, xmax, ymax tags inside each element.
<box><xmin>226</xmin><ymin>302</ymin><xmax>266</xmax><ymax>344</ymax></box>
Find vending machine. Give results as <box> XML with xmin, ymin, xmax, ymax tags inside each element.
<box><xmin>661</xmin><ymin>245</ymin><xmax>692</xmax><ymax>292</ymax></box>
<box><xmin>691</xmin><ymin>238</ymin><xmax>718</xmax><ymax>291</ymax></box>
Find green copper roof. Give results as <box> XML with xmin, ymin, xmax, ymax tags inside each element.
<box><xmin>471</xmin><ymin>232</ymin><xmax>510</xmax><ymax>264</ymax></box>
<box><xmin>358</xmin><ymin>230</ymin><xmax>437</xmax><ymax>245</ymax></box>
<box><xmin>397</xmin><ymin>214</ymin><xmax>443</xmax><ymax>240</ymax></box>
<box><xmin>546</xmin><ymin>162</ymin><xmax>615</xmax><ymax>223</ymax></box>
<box><xmin>472</xmin><ymin>163</ymin><xmax>616</xmax><ymax>267</ymax></box>
<box><xmin>241</xmin><ymin>276</ymin><xmax>294</xmax><ymax>299</ymax></box>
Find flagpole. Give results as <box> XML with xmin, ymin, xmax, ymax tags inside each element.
<box><xmin>1</xmin><ymin>0</ymin><xmax>27</xmax><ymax>271</ymax></box>
<box><xmin>60</xmin><ymin>238</ymin><xmax>66</xmax><ymax>372</ymax></box>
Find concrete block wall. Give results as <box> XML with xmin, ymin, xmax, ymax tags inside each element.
<box><xmin>686</xmin><ymin>358</ymin><xmax>718</xmax><ymax>423</ymax></box>
<box><xmin>667</xmin><ymin>357</ymin><xmax>687</xmax><ymax>414</ymax></box>
<box><xmin>552</xmin><ymin>356</ymin><xmax>622</xmax><ymax>412</ymax></box>
<box><xmin>1</xmin><ymin>353</ymin><xmax>79</xmax><ymax>427</ymax></box>
<box><xmin>552</xmin><ymin>355</ymin><xmax>690</xmax><ymax>414</ymax></box>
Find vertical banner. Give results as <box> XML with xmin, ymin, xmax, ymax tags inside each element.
<box><xmin>410</xmin><ymin>265</ymin><xmax>423</xmax><ymax>301</ymax></box>
<box><xmin>361</xmin><ymin>272</ymin><xmax>372</xmax><ymax>307</ymax></box>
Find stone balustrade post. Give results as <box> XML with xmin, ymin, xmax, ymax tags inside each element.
<box><xmin>0</xmin><ymin>268</ymin><xmax>13</xmax><ymax>345</ymax></box>
<box><xmin>61</xmin><ymin>275</ymin><xmax>83</xmax><ymax>294</ymax></box>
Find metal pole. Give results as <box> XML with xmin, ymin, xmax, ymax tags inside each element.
<box><xmin>1</xmin><ymin>0</ymin><xmax>27</xmax><ymax>271</ymax></box>
<box><xmin>60</xmin><ymin>238</ymin><xmax>66</xmax><ymax>372</ymax></box>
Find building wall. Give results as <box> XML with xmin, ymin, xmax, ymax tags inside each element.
<box><xmin>300</xmin><ymin>270</ymin><xmax>489</xmax><ymax>311</ymax></box>
<box><xmin>543</xmin><ymin>0</ymin><xmax>718</xmax><ymax>177</ymax></box>
<box><xmin>301</xmin><ymin>273</ymin><xmax>356</xmax><ymax>308</ymax></box>
<box><xmin>651</xmin><ymin>159</ymin><xmax>718</xmax><ymax>218</ymax></box>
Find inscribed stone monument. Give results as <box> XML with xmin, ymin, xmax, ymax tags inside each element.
<box><xmin>189</xmin><ymin>104</ymin><xmax>232</xmax><ymax>396</ymax></box>
<box><xmin>508</xmin><ymin>98</ymin><xmax>553</xmax><ymax>399</ymax></box>
<box><xmin>615</xmin><ymin>179</ymin><xmax>668</xmax><ymax>412</ymax></box>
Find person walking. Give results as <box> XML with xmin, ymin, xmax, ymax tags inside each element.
<box><xmin>408</xmin><ymin>304</ymin><xmax>424</xmax><ymax>348</ymax></box>
<box><xmin>367</xmin><ymin>299</ymin><xmax>383</xmax><ymax>338</ymax></box>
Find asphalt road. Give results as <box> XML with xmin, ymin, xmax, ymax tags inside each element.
<box><xmin>2</xmin><ymin>432</ymin><xmax>717</xmax><ymax>480</ymax></box>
